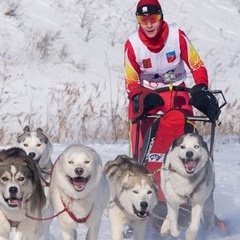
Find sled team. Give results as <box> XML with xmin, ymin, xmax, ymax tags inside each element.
<box><xmin>0</xmin><ymin>0</ymin><xmax>226</xmax><ymax>240</ymax></box>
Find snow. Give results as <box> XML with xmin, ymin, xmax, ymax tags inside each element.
<box><xmin>1</xmin><ymin>0</ymin><xmax>240</xmax><ymax>239</ymax></box>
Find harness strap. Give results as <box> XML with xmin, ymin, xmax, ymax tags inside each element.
<box><xmin>61</xmin><ymin>199</ymin><xmax>93</xmax><ymax>223</ymax></box>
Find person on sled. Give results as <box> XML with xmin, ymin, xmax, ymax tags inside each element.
<box><xmin>124</xmin><ymin>0</ymin><xmax>224</xmax><ymax>231</ymax></box>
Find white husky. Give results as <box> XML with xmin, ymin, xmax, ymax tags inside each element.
<box><xmin>104</xmin><ymin>155</ymin><xmax>158</xmax><ymax>240</ymax></box>
<box><xmin>50</xmin><ymin>144</ymin><xmax>109</xmax><ymax>240</ymax></box>
<box><xmin>17</xmin><ymin>125</ymin><xmax>53</xmax><ymax>240</ymax></box>
<box><xmin>161</xmin><ymin>133</ymin><xmax>215</xmax><ymax>240</ymax></box>
<box><xmin>17</xmin><ymin>126</ymin><xmax>53</xmax><ymax>172</ymax></box>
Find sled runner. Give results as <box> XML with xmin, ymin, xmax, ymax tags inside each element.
<box><xmin>131</xmin><ymin>85</ymin><xmax>227</xmax><ymax>233</ymax></box>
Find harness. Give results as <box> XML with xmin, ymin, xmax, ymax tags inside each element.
<box><xmin>61</xmin><ymin>198</ymin><xmax>93</xmax><ymax>223</ymax></box>
<box><xmin>163</xmin><ymin>160</ymin><xmax>210</xmax><ymax>199</ymax></box>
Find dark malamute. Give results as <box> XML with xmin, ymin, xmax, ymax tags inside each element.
<box><xmin>0</xmin><ymin>147</ymin><xmax>46</xmax><ymax>239</ymax></box>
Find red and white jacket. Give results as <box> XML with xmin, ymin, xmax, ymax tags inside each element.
<box><xmin>124</xmin><ymin>21</ymin><xmax>208</xmax><ymax>99</ymax></box>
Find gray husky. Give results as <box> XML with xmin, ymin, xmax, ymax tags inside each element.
<box><xmin>17</xmin><ymin>125</ymin><xmax>54</xmax><ymax>239</ymax></box>
<box><xmin>161</xmin><ymin>133</ymin><xmax>215</xmax><ymax>240</ymax></box>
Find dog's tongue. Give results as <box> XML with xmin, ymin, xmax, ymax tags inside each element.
<box><xmin>73</xmin><ymin>177</ymin><xmax>86</xmax><ymax>190</ymax></box>
<box><xmin>185</xmin><ymin>159</ymin><xmax>196</xmax><ymax>171</ymax></box>
<box><xmin>9</xmin><ymin>198</ymin><xmax>21</xmax><ymax>208</ymax></box>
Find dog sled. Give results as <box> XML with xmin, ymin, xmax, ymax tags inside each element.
<box><xmin>130</xmin><ymin>85</ymin><xmax>227</xmax><ymax>236</ymax></box>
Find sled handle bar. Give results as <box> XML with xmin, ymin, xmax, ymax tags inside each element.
<box><xmin>146</xmin><ymin>114</ymin><xmax>212</xmax><ymax>122</ymax></box>
<box><xmin>155</xmin><ymin>85</ymin><xmax>227</xmax><ymax>110</ymax></box>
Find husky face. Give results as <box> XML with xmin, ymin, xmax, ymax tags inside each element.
<box><xmin>17</xmin><ymin>126</ymin><xmax>53</xmax><ymax>168</ymax></box>
<box><xmin>0</xmin><ymin>164</ymin><xmax>33</xmax><ymax>209</ymax></box>
<box><xmin>120</xmin><ymin>175</ymin><xmax>158</xmax><ymax>220</ymax></box>
<box><xmin>167</xmin><ymin>133</ymin><xmax>209</xmax><ymax>175</ymax></box>
<box><xmin>58</xmin><ymin>145</ymin><xmax>101</xmax><ymax>193</ymax></box>
<box><xmin>105</xmin><ymin>155</ymin><xmax>157</xmax><ymax>220</ymax></box>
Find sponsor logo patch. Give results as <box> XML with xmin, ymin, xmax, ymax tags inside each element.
<box><xmin>142</xmin><ymin>58</ymin><xmax>152</xmax><ymax>68</ymax></box>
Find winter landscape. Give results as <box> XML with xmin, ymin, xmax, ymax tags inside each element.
<box><xmin>1</xmin><ymin>0</ymin><xmax>240</xmax><ymax>239</ymax></box>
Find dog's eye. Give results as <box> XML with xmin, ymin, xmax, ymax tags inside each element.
<box><xmin>24</xmin><ymin>144</ymin><xmax>28</xmax><ymax>147</ymax></box>
<box><xmin>147</xmin><ymin>190</ymin><xmax>152</xmax><ymax>194</ymax></box>
<box><xmin>68</xmin><ymin>161</ymin><xmax>73</xmax><ymax>164</ymax></box>
<box><xmin>1</xmin><ymin>177</ymin><xmax>9</xmax><ymax>182</ymax></box>
<box><xmin>133</xmin><ymin>190</ymin><xmax>138</xmax><ymax>194</ymax></box>
<box><xmin>194</xmin><ymin>145</ymin><xmax>199</xmax><ymax>149</ymax></box>
<box><xmin>37</xmin><ymin>144</ymin><xmax>41</xmax><ymax>147</ymax></box>
<box><xmin>84</xmin><ymin>161</ymin><xmax>90</xmax><ymax>164</ymax></box>
<box><xmin>18</xmin><ymin>177</ymin><xmax>25</xmax><ymax>182</ymax></box>
<box><xmin>180</xmin><ymin>145</ymin><xmax>186</xmax><ymax>149</ymax></box>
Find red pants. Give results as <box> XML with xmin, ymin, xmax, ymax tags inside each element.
<box><xmin>128</xmin><ymin>90</ymin><xmax>193</xmax><ymax>159</ymax></box>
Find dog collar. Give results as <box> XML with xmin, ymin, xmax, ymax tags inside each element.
<box><xmin>61</xmin><ymin>199</ymin><xmax>93</xmax><ymax>223</ymax></box>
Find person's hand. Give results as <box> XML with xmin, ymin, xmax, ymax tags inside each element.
<box><xmin>129</xmin><ymin>87</ymin><xmax>164</xmax><ymax>120</ymax></box>
<box><xmin>189</xmin><ymin>84</ymin><xmax>220</xmax><ymax>121</ymax></box>
<box><xmin>190</xmin><ymin>83</ymin><xmax>208</xmax><ymax>95</ymax></box>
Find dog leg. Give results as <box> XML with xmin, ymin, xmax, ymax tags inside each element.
<box><xmin>185</xmin><ymin>204</ymin><xmax>203</xmax><ymax>240</ymax></box>
<box><xmin>12</xmin><ymin>230</ymin><xmax>23</xmax><ymax>240</ymax></box>
<box><xmin>109</xmin><ymin>220</ymin><xmax>125</xmax><ymax>240</ymax></box>
<box><xmin>160</xmin><ymin>214</ymin><xmax>170</xmax><ymax>236</ymax></box>
<box><xmin>202</xmin><ymin>190</ymin><xmax>215</xmax><ymax>229</ymax></box>
<box><xmin>168</xmin><ymin>204</ymin><xmax>180</xmax><ymax>238</ymax></box>
<box><xmin>107</xmin><ymin>205</ymin><xmax>126</xmax><ymax>240</ymax></box>
<box><xmin>86</xmin><ymin>219</ymin><xmax>101</xmax><ymax>240</ymax></box>
<box><xmin>60</xmin><ymin>226</ymin><xmax>77</xmax><ymax>240</ymax></box>
<box><xmin>133</xmin><ymin>221</ymin><xmax>147</xmax><ymax>240</ymax></box>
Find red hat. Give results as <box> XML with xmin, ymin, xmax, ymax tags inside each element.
<box><xmin>136</xmin><ymin>0</ymin><xmax>162</xmax><ymax>15</ymax></box>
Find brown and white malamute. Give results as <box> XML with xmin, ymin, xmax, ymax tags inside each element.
<box><xmin>104</xmin><ymin>155</ymin><xmax>158</xmax><ymax>240</ymax></box>
<box><xmin>0</xmin><ymin>147</ymin><xmax>46</xmax><ymax>240</ymax></box>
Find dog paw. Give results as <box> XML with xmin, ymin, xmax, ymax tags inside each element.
<box><xmin>160</xmin><ymin>217</ymin><xmax>170</xmax><ymax>236</ymax></box>
<box><xmin>185</xmin><ymin>228</ymin><xmax>198</xmax><ymax>240</ymax></box>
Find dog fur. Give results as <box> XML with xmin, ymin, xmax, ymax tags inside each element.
<box><xmin>160</xmin><ymin>133</ymin><xmax>215</xmax><ymax>240</ymax></box>
<box><xmin>50</xmin><ymin>144</ymin><xmax>109</xmax><ymax>240</ymax></box>
<box><xmin>17</xmin><ymin>125</ymin><xmax>53</xmax><ymax>239</ymax></box>
<box><xmin>104</xmin><ymin>155</ymin><xmax>158</xmax><ymax>240</ymax></box>
<box><xmin>0</xmin><ymin>147</ymin><xmax>46</xmax><ymax>240</ymax></box>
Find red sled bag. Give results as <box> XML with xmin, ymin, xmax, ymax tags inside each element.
<box><xmin>140</xmin><ymin>109</ymin><xmax>191</xmax><ymax>201</ymax></box>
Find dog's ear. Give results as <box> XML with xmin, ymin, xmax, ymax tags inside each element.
<box><xmin>0</xmin><ymin>149</ymin><xmax>8</xmax><ymax>163</ymax></box>
<box><xmin>23</xmin><ymin>125</ymin><xmax>30</xmax><ymax>132</ymax></box>
<box><xmin>147</xmin><ymin>172</ymin><xmax>155</xmax><ymax>179</ymax></box>
<box><xmin>36</xmin><ymin>128</ymin><xmax>43</xmax><ymax>133</ymax></box>
<box><xmin>36</xmin><ymin>132</ymin><xmax>49</xmax><ymax>144</ymax></box>
<box><xmin>0</xmin><ymin>148</ymin><xmax>28</xmax><ymax>166</ymax></box>
<box><xmin>197</xmin><ymin>135</ymin><xmax>210</xmax><ymax>154</ymax></box>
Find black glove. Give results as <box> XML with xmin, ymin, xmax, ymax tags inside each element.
<box><xmin>131</xmin><ymin>92</ymin><xmax>164</xmax><ymax>119</ymax></box>
<box><xmin>190</xmin><ymin>83</ymin><xmax>208</xmax><ymax>95</ymax></box>
<box><xmin>189</xmin><ymin>84</ymin><xmax>220</xmax><ymax>121</ymax></box>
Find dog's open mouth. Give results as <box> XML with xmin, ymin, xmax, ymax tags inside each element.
<box><xmin>67</xmin><ymin>176</ymin><xmax>91</xmax><ymax>192</ymax></box>
<box><xmin>181</xmin><ymin>158</ymin><xmax>199</xmax><ymax>174</ymax></box>
<box><xmin>4</xmin><ymin>196</ymin><xmax>22</xmax><ymax>208</ymax></box>
<box><xmin>132</xmin><ymin>204</ymin><xmax>149</xmax><ymax>219</ymax></box>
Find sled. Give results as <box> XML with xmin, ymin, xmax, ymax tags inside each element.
<box><xmin>132</xmin><ymin>85</ymin><xmax>227</xmax><ymax>231</ymax></box>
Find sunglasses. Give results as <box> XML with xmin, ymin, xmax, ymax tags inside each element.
<box><xmin>136</xmin><ymin>14</ymin><xmax>162</xmax><ymax>25</ymax></box>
